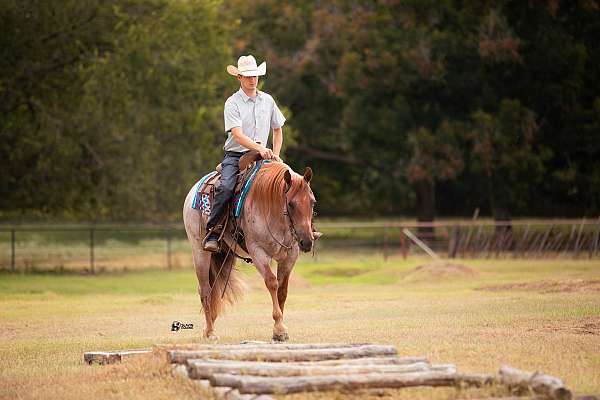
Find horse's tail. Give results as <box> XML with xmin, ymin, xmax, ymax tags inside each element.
<box><xmin>208</xmin><ymin>248</ymin><xmax>245</xmax><ymax>318</ymax></box>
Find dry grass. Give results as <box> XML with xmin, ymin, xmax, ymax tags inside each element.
<box><xmin>1</xmin><ymin>255</ymin><xmax>599</xmax><ymax>399</ymax></box>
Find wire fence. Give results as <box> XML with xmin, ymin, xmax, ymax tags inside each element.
<box><xmin>1</xmin><ymin>219</ymin><xmax>599</xmax><ymax>273</ymax></box>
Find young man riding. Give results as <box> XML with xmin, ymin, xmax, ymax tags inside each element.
<box><xmin>203</xmin><ymin>55</ymin><xmax>286</xmax><ymax>252</ymax></box>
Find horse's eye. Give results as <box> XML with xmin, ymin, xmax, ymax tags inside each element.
<box><xmin>288</xmin><ymin>202</ymin><xmax>294</xmax><ymax>208</ymax></box>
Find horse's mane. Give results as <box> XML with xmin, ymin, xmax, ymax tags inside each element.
<box><xmin>249</xmin><ymin>162</ymin><xmax>301</xmax><ymax>217</ymax></box>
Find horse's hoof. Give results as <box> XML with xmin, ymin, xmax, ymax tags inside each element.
<box><xmin>272</xmin><ymin>332</ymin><xmax>289</xmax><ymax>342</ymax></box>
<box><xmin>204</xmin><ymin>333</ymin><xmax>219</xmax><ymax>342</ymax></box>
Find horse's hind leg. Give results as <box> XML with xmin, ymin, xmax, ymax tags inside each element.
<box><xmin>193</xmin><ymin>249</ymin><xmax>217</xmax><ymax>339</ymax></box>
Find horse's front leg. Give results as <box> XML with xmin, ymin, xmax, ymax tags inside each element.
<box><xmin>248</xmin><ymin>244</ymin><xmax>288</xmax><ymax>341</ymax></box>
<box><xmin>276</xmin><ymin>245</ymin><xmax>298</xmax><ymax>316</ymax></box>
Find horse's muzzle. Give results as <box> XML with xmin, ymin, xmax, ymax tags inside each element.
<box><xmin>299</xmin><ymin>239</ymin><xmax>313</xmax><ymax>252</ymax></box>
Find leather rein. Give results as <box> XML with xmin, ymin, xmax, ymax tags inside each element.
<box><xmin>266</xmin><ymin>188</ymin><xmax>301</xmax><ymax>250</ymax></box>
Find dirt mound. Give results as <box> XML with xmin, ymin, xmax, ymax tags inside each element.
<box><xmin>479</xmin><ymin>279</ymin><xmax>600</xmax><ymax>293</ymax></box>
<box><xmin>404</xmin><ymin>262</ymin><xmax>477</xmax><ymax>282</ymax></box>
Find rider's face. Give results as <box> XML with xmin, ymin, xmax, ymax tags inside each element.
<box><xmin>238</xmin><ymin>75</ymin><xmax>258</xmax><ymax>92</ymax></box>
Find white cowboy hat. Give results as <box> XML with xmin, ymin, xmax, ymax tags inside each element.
<box><xmin>227</xmin><ymin>55</ymin><xmax>266</xmax><ymax>77</ymax></box>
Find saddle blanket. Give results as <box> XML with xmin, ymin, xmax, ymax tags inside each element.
<box><xmin>191</xmin><ymin>160</ymin><xmax>269</xmax><ymax>218</ymax></box>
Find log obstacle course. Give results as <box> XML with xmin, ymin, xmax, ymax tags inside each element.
<box><xmin>84</xmin><ymin>342</ymin><xmax>579</xmax><ymax>400</ymax></box>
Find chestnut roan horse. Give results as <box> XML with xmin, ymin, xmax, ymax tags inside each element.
<box><xmin>183</xmin><ymin>162</ymin><xmax>316</xmax><ymax>341</ymax></box>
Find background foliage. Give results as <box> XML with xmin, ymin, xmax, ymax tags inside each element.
<box><xmin>1</xmin><ymin>0</ymin><xmax>599</xmax><ymax>221</ymax></box>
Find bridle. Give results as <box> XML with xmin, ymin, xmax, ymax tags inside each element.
<box><xmin>266</xmin><ymin>182</ymin><xmax>310</xmax><ymax>250</ymax></box>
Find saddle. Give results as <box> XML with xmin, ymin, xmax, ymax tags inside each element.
<box><xmin>193</xmin><ymin>150</ymin><xmax>265</xmax><ymax>258</ymax></box>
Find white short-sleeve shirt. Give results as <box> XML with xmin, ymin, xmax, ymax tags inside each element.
<box><xmin>223</xmin><ymin>89</ymin><xmax>286</xmax><ymax>152</ymax></box>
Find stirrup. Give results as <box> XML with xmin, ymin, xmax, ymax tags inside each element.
<box><xmin>202</xmin><ymin>228</ymin><xmax>221</xmax><ymax>251</ymax></box>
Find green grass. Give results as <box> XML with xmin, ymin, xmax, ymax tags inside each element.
<box><xmin>1</xmin><ymin>255</ymin><xmax>599</xmax><ymax>399</ymax></box>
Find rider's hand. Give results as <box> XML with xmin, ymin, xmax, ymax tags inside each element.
<box><xmin>274</xmin><ymin>155</ymin><xmax>283</xmax><ymax>163</ymax></box>
<box><xmin>259</xmin><ymin>147</ymin><xmax>275</xmax><ymax>160</ymax></box>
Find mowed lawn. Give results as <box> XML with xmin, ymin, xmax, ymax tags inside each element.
<box><xmin>1</xmin><ymin>254</ymin><xmax>599</xmax><ymax>399</ymax></box>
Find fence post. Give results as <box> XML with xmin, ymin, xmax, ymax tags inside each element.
<box><xmin>574</xmin><ymin>218</ymin><xmax>585</xmax><ymax>259</ymax></box>
<box><xmin>399</xmin><ymin>227</ymin><xmax>407</xmax><ymax>259</ymax></box>
<box><xmin>11</xmin><ymin>229</ymin><xmax>16</xmax><ymax>272</ymax></box>
<box><xmin>516</xmin><ymin>224</ymin><xmax>530</xmax><ymax>259</ymax></box>
<box><xmin>166</xmin><ymin>228</ymin><xmax>172</xmax><ymax>269</ymax></box>
<box><xmin>382</xmin><ymin>227</ymin><xmax>388</xmax><ymax>261</ymax></box>
<box><xmin>473</xmin><ymin>225</ymin><xmax>483</xmax><ymax>258</ymax></box>
<box><xmin>448</xmin><ymin>225</ymin><xmax>459</xmax><ymax>259</ymax></box>
<box><xmin>591</xmin><ymin>217</ymin><xmax>600</xmax><ymax>258</ymax></box>
<box><xmin>89</xmin><ymin>228</ymin><xmax>95</xmax><ymax>274</ymax></box>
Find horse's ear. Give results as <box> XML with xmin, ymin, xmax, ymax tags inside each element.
<box><xmin>284</xmin><ymin>169</ymin><xmax>292</xmax><ymax>192</ymax></box>
<box><xmin>303</xmin><ymin>167</ymin><xmax>313</xmax><ymax>183</ymax></box>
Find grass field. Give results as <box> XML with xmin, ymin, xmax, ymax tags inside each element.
<box><xmin>1</xmin><ymin>253</ymin><xmax>599</xmax><ymax>399</ymax></box>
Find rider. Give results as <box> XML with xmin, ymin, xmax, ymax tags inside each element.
<box><xmin>203</xmin><ymin>55</ymin><xmax>286</xmax><ymax>252</ymax></box>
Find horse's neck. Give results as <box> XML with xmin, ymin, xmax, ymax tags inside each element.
<box><xmin>244</xmin><ymin>201</ymin><xmax>291</xmax><ymax>242</ymax></box>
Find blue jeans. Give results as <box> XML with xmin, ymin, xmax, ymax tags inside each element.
<box><xmin>206</xmin><ymin>151</ymin><xmax>245</xmax><ymax>231</ymax></box>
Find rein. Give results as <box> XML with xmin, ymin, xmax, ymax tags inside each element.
<box><xmin>265</xmin><ymin>193</ymin><xmax>299</xmax><ymax>250</ymax></box>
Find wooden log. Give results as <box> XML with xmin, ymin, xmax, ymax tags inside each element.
<box><xmin>213</xmin><ymin>387</ymin><xmax>271</xmax><ymax>400</ymax></box>
<box><xmin>194</xmin><ymin>379</ymin><xmax>211</xmax><ymax>389</ymax></box>
<box><xmin>187</xmin><ymin>360</ymin><xmax>438</xmax><ymax>379</ymax></box>
<box><xmin>223</xmin><ymin>388</ymin><xmax>270</xmax><ymax>400</ymax></box>
<box><xmin>84</xmin><ymin>349</ymin><xmax>151</xmax><ymax>365</ymax></box>
<box><xmin>189</xmin><ymin>355</ymin><xmax>428</xmax><ymax>368</ymax></box>
<box><xmin>169</xmin><ymin>344</ymin><xmax>397</xmax><ymax>364</ymax></box>
<box><xmin>161</xmin><ymin>342</ymin><xmax>368</xmax><ymax>352</ymax></box>
<box><xmin>296</xmin><ymin>356</ymin><xmax>428</xmax><ymax>366</ymax></box>
<box><xmin>166</xmin><ymin>343</ymin><xmax>372</xmax><ymax>363</ymax></box>
<box><xmin>210</xmin><ymin>371</ymin><xmax>494</xmax><ymax>395</ymax></box>
<box><xmin>499</xmin><ymin>365</ymin><xmax>572</xmax><ymax>400</ymax></box>
<box><xmin>173</xmin><ymin>364</ymin><xmax>189</xmax><ymax>378</ymax></box>
<box><xmin>188</xmin><ymin>357</ymin><xmax>450</xmax><ymax>370</ymax></box>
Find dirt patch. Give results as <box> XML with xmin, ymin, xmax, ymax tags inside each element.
<box><xmin>574</xmin><ymin>318</ymin><xmax>600</xmax><ymax>335</ymax></box>
<box><xmin>479</xmin><ymin>279</ymin><xmax>600</xmax><ymax>293</ymax></box>
<box><xmin>311</xmin><ymin>267</ymin><xmax>368</xmax><ymax>278</ymax></box>
<box><xmin>404</xmin><ymin>262</ymin><xmax>477</xmax><ymax>282</ymax></box>
<box><xmin>526</xmin><ymin>316</ymin><xmax>600</xmax><ymax>336</ymax></box>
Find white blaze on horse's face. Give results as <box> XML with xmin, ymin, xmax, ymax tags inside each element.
<box><xmin>284</xmin><ymin>167</ymin><xmax>316</xmax><ymax>253</ymax></box>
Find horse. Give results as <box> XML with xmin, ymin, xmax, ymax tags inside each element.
<box><xmin>182</xmin><ymin>161</ymin><xmax>317</xmax><ymax>341</ymax></box>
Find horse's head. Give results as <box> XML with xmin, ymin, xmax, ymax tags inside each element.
<box><xmin>284</xmin><ymin>167</ymin><xmax>316</xmax><ymax>252</ymax></box>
